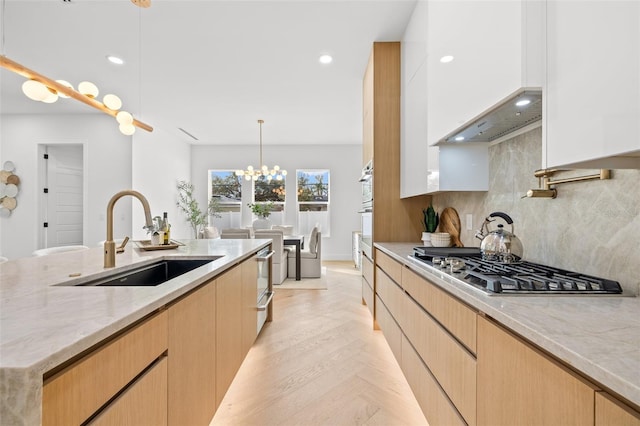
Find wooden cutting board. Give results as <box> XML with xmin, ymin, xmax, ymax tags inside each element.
<box><xmin>440</xmin><ymin>207</ymin><xmax>463</xmax><ymax>247</ymax></box>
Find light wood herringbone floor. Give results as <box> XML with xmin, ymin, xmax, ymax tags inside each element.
<box><xmin>210</xmin><ymin>261</ymin><xmax>428</xmax><ymax>426</ymax></box>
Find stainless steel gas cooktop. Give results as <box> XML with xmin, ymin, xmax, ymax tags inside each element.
<box><xmin>412</xmin><ymin>247</ymin><xmax>623</xmax><ymax>295</ymax></box>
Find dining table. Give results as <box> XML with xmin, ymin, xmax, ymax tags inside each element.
<box><xmin>283</xmin><ymin>235</ymin><xmax>304</xmax><ymax>280</ymax></box>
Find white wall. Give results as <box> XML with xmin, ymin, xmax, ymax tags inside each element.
<box><xmin>191</xmin><ymin>144</ymin><xmax>362</xmax><ymax>260</ymax></box>
<box><xmin>131</xmin><ymin>127</ymin><xmax>191</xmax><ymax>240</ymax></box>
<box><xmin>0</xmin><ymin>114</ymin><xmax>133</xmax><ymax>259</ymax></box>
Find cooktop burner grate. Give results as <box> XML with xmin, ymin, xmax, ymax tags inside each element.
<box><xmin>412</xmin><ymin>248</ymin><xmax>623</xmax><ymax>295</ymax></box>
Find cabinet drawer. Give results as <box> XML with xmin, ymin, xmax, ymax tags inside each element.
<box><xmin>43</xmin><ymin>311</ymin><xmax>168</xmax><ymax>426</ymax></box>
<box><xmin>403</xmin><ymin>294</ymin><xmax>476</xmax><ymax>425</ymax></box>
<box><xmin>375</xmin><ymin>266</ymin><xmax>404</xmax><ymax>326</ymax></box>
<box><xmin>401</xmin><ymin>335</ymin><xmax>465</xmax><ymax>426</ymax></box>
<box><xmin>362</xmin><ymin>251</ymin><xmax>374</xmax><ymax>286</ymax></box>
<box><xmin>375</xmin><ymin>249</ymin><xmax>402</xmax><ymax>285</ymax></box>
<box><xmin>596</xmin><ymin>392</ymin><xmax>640</xmax><ymax>426</ymax></box>
<box><xmin>402</xmin><ymin>266</ymin><xmax>476</xmax><ymax>353</ymax></box>
<box><xmin>362</xmin><ymin>279</ymin><xmax>374</xmax><ymax>318</ymax></box>
<box><xmin>89</xmin><ymin>357</ymin><xmax>168</xmax><ymax>426</ymax></box>
<box><xmin>375</xmin><ymin>295</ymin><xmax>402</xmax><ymax>363</ymax></box>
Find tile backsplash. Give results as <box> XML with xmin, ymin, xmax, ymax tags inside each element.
<box><xmin>432</xmin><ymin>127</ymin><xmax>640</xmax><ymax>295</ymax></box>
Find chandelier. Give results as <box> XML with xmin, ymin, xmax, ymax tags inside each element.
<box><xmin>236</xmin><ymin>120</ymin><xmax>287</xmax><ymax>181</ymax></box>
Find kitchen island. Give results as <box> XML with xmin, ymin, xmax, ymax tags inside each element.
<box><xmin>0</xmin><ymin>238</ymin><xmax>270</xmax><ymax>426</ymax></box>
<box><xmin>374</xmin><ymin>242</ymin><xmax>640</xmax><ymax>423</ymax></box>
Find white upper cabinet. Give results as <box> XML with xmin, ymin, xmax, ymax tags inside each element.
<box><xmin>545</xmin><ymin>1</ymin><xmax>640</xmax><ymax>169</ymax></box>
<box><xmin>426</xmin><ymin>0</ymin><xmax>543</xmax><ymax>146</ymax></box>
<box><xmin>401</xmin><ymin>0</ymin><xmax>429</xmax><ymax>198</ymax></box>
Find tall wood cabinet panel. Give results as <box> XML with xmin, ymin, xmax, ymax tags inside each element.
<box><xmin>595</xmin><ymin>392</ymin><xmax>640</xmax><ymax>426</ymax></box>
<box><xmin>477</xmin><ymin>316</ymin><xmax>596</xmax><ymax>425</ymax></box>
<box><xmin>545</xmin><ymin>0</ymin><xmax>640</xmax><ymax>169</ymax></box>
<box><xmin>89</xmin><ymin>357</ymin><xmax>168</xmax><ymax>426</ymax></box>
<box><xmin>168</xmin><ymin>280</ymin><xmax>216</xmax><ymax>426</ymax></box>
<box><xmin>365</xmin><ymin>42</ymin><xmax>430</xmax><ymax>244</ymax></box>
<box><xmin>215</xmin><ymin>264</ymin><xmax>244</xmax><ymax>408</ymax></box>
<box><xmin>361</xmin><ymin>251</ymin><xmax>374</xmax><ymax>320</ymax></box>
<box><xmin>42</xmin><ymin>311</ymin><xmax>168</xmax><ymax>426</ymax></box>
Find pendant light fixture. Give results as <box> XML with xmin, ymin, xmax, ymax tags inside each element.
<box><xmin>236</xmin><ymin>120</ymin><xmax>287</xmax><ymax>181</ymax></box>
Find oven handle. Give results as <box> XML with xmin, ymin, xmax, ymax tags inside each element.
<box><xmin>257</xmin><ymin>291</ymin><xmax>274</xmax><ymax>311</ymax></box>
<box><xmin>256</xmin><ymin>250</ymin><xmax>275</xmax><ymax>261</ymax></box>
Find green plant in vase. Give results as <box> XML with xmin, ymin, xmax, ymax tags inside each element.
<box><xmin>421</xmin><ymin>203</ymin><xmax>439</xmax><ymax>246</ymax></box>
<box><xmin>176</xmin><ymin>180</ymin><xmax>222</xmax><ymax>238</ymax></box>
<box><xmin>248</xmin><ymin>202</ymin><xmax>274</xmax><ymax>230</ymax></box>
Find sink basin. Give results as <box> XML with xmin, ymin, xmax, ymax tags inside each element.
<box><xmin>66</xmin><ymin>257</ymin><xmax>222</xmax><ymax>287</ymax></box>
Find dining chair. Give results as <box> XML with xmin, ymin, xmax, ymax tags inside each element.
<box><xmin>220</xmin><ymin>228</ymin><xmax>251</xmax><ymax>239</ymax></box>
<box><xmin>287</xmin><ymin>227</ymin><xmax>322</xmax><ymax>278</ymax></box>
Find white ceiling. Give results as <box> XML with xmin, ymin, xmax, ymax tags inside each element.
<box><xmin>0</xmin><ymin>0</ymin><xmax>417</xmax><ymax>145</ymax></box>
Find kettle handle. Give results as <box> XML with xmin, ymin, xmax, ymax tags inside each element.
<box><xmin>489</xmin><ymin>211</ymin><xmax>514</xmax><ymax>225</ymax></box>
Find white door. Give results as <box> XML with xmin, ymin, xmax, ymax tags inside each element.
<box><xmin>41</xmin><ymin>145</ymin><xmax>84</xmax><ymax>247</ymax></box>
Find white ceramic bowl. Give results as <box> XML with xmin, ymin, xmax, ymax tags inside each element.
<box><xmin>431</xmin><ymin>232</ymin><xmax>451</xmax><ymax>247</ymax></box>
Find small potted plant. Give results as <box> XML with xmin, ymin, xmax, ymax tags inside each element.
<box><xmin>176</xmin><ymin>180</ymin><xmax>222</xmax><ymax>238</ymax></box>
<box><xmin>422</xmin><ymin>203</ymin><xmax>439</xmax><ymax>246</ymax></box>
<box><xmin>248</xmin><ymin>201</ymin><xmax>274</xmax><ymax>230</ymax></box>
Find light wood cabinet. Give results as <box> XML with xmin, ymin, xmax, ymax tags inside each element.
<box><xmin>241</xmin><ymin>253</ymin><xmax>258</xmax><ymax>355</ymax></box>
<box><xmin>42</xmin><ymin>311</ymin><xmax>168</xmax><ymax>426</ymax></box>
<box><xmin>595</xmin><ymin>392</ymin><xmax>640</xmax><ymax>426</ymax></box>
<box><xmin>545</xmin><ymin>1</ymin><xmax>640</xmax><ymax>169</ymax></box>
<box><xmin>401</xmin><ymin>335</ymin><xmax>466</xmax><ymax>426</ymax></box>
<box><xmin>477</xmin><ymin>316</ymin><xmax>596</xmax><ymax>426</ymax></box>
<box><xmin>403</xmin><ymin>290</ymin><xmax>477</xmax><ymax>425</ymax></box>
<box><xmin>361</xmin><ymin>251</ymin><xmax>374</xmax><ymax>319</ymax></box>
<box><xmin>215</xmin><ymin>264</ymin><xmax>244</xmax><ymax>408</ymax></box>
<box><xmin>402</xmin><ymin>266</ymin><xmax>476</xmax><ymax>354</ymax></box>
<box><xmin>375</xmin><ymin>249</ymin><xmax>402</xmax><ymax>285</ymax></box>
<box><xmin>375</xmin><ymin>295</ymin><xmax>402</xmax><ymax>363</ymax></box>
<box><xmin>362</xmin><ymin>52</ymin><xmax>374</xmax><ymax>167</ymax></box>
<box><xmin>89</xmin><ymin>357</ymin><xmax>168</xmax><ymax>426</ymax></box>
<box><xmin>168</xmin><ymin>280</ymin><xmax>216</xmax><ymax>426</ymax></box>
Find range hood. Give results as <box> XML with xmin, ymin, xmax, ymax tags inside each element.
<box><xmin>436</xmin><ymin>89</ymin><xmax>542</xmax><ymax>145</ymax></box>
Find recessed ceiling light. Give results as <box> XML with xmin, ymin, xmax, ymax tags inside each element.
<box><xmin>440</xmin><ymin>55</ymin><xmax>454</xmax><ymax>63</ymax></box>
<box><xmin>106</xmin><ymin>55</ymin><xmax>124</xmax><ymax>65</ymax></box>
<box><xmin>516</xmin><ymin>99</ymin><xmax>531</xmax><ymax>107</ymax></box>
<box><xmin>455</xmin><ymin>136</ymin><xmax>465</xmax><ymax>142</ymax></box>
<box><xmin>319</xmin><ymin>54</ymin><xmax>333</xmax><ymax>65</ymax></box>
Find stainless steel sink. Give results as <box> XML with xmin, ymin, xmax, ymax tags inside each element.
<box><xmin>64</xmin><ymin>257</ymin><xmax>222</xmax><ymax>287</ymax></box>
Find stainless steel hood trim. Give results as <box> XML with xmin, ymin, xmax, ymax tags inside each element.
<box><xmin>435</xmin><ymin>88</ymin><xmax>543</xmax><ymax>145</ymax></box>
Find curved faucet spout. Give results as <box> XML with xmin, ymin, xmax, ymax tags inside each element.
<box><xmin>105</xmin><ymin>190</ymin><xmax>153</xmax><ymax>268</ymax></box>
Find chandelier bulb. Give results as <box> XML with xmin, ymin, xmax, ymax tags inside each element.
<box><xmin>22</xmin><ymin>79</ymin><xmax>49</xmax><ymax>101</ymax></box>
<box><xmin>119</xmin><ymin>123</ymin><xmax>136</xmax><ymax>135</ymax></box>
<box><xmin>55</xmin><ymin>80</ymin><xmax>74</xmax><ymax>98</ymax></box>
<box><xmin>103</xmin><ymin>94</ymin><xmax>122</xmax><ymax>111</ymax></box>
<box><xmin>41</xmin><ymin>89</ymin><xmax>59</xmax><ymax>103</ymax></box>
<box><xmin>116</xmin><ymin>111</ymin><xmax>134</xmax><ymax>125</ymax></box>
<box><xmin>78</xmin><ymin>81</ymin><xmax>99</xmax><ymax>98</ymax></box>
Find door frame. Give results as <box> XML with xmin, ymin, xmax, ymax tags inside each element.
<box><xmin>37</xmin><ymin>140</ymin><xmax>89</xmax><ymax>249</ymax></box>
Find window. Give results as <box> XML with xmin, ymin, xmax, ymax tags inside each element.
<box><xmin>296</xmin><ymin>169</ymin><xmax>330</xmax><ymax>236</ymax></box>
<box><xmin>253</xmin><ymin>176</ymin><xmax>285</xmax><ymax>224</ymax></box>
<box><xmin>208</xmin><ymin>170</ymin><xmax>242</xmax><ymax>229</ymax></box>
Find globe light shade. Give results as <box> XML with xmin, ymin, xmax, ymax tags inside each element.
<box><xmin>245</xmin><ymin>175</ymin><xmax>251</xmax><ymax>181</ymax></box>
<box><xmin>116</xmin><ymin>111</ymin><xmax>134</xmax><ymax>125</ymax></box>
<box><xmin>41</xmin><ymin>89</ymin><xmax>59</xmax><ymax>104</ymax></box>
<box><xmin>103</xmin><ymin>94</ymin><xmax>122</xmax><ymax>111</ymax></box>
<box><xmin>55</xmin><ymin>80</ymin><xmax>74</xmax><ymax>98</ymax></box>
<box><xmin>119</xmin><ymin>123</ymin><xmax>136</xmax><ymax>135</ymax></box>
<box><xmin>22</xmin><ymin>80</ymin><xmax>49</xmax><ymax>101</ymax></box>
<box><xmin>281</xmin><ymin>170</ymin><xmax>288</xmax><ymax>176</ymax></box>
<box><xmin>276</xmin><ymin>175</ymin><xmax>283</xmax><ymax>181</ymax></box>
<box><xmin>78</xmin><ymin>81</ymin><xmax>99</xmax><ymax>98</ymax></box>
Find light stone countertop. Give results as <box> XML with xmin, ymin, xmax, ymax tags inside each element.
<box><xmin>375</xmin><ymin>242</ymin><xmax>640</xmax><ymax>409</ymax></box>
<box><xmin>0</xmin><ymin>238</ymin><xmax>270</xmax><ymax>426</ymax></box>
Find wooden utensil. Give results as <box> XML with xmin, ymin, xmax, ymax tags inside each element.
<box><xmin>440</xmin><ymin>207</ymin><xmax>463</xmax><ymax>247</ymax></box>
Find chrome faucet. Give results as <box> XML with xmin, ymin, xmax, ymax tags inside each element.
<box><xmin>104</xmin><ymin>190</ymin><xmax>154</xmax><ymax>268</ymax></box>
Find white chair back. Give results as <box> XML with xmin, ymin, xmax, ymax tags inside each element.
<box><xmin>220</xmin><ymin>228</ymin><xmax>251</xmax><ymax>239</ymax></box>
<box><xmin>33</xmin><ymin>245</ymin><xmax>89</xmax><ymax>256</ymax></box>
<box><xmin>271</xmin><ymin>225</ymin><xmax>294</xmax><ymax>236</ymax></box>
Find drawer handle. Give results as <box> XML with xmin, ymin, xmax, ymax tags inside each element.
<box><xmin>257</xmin><ymin>251</ymin><xmax>274</xmax><ymax>261</ymax></box>
<box><xmin>257</xmin><ymin>292</ymin><xmax>274</xmax><ymax>311</ymax></box>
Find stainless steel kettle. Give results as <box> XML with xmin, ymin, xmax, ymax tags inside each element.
<box><xmin>475</xmin><ymin>212</ymin><xmax>523</xmax><ymax>263</ymax></box>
